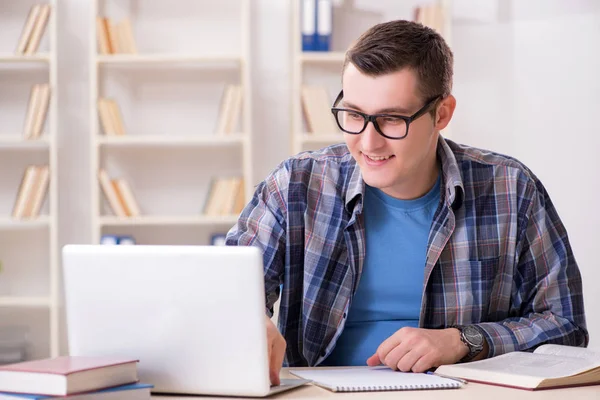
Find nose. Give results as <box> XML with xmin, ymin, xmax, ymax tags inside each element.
<box><xmin>361</xmin><ymin>119</ymin><xmax>386</xmax><ymax>151</ymax></box>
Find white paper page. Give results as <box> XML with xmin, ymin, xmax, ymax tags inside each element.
<box><xmin>534</xmin><ymin>344</ymin><xmax>600</xmax><ymax>365</ymax></box>
<box><xmin>458</xmin><ymin>352</ymin><xmax>595</xmax><ymax>379</ymax></box>
<box><xmin>290</xmin><ymin>366</ymin><xmax>461</xmax><ymax>390</ymax></box>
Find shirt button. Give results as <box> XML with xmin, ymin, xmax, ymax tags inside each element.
<box><xmin>343</xmin><ymin>313</ymin><xmax>347</xmax><ymax>319</ymax></box>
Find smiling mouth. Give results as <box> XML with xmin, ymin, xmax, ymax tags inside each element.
<box><xmin>365</xmin><ymin>154</ymin><xmax>393</xmax><ymax>161</ymax></box>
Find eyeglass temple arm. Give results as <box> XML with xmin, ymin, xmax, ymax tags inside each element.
<box><xmin>332</xmin><ymin>90</ymin><xmax>344</xmax><ymax>107</ymax></box>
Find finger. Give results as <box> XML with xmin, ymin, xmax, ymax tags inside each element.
<box><xmin>366</xmin><ymin>353</ymin><xmax>380</xmax><ymax>366</ymax></box>
<box><xmin>376</xmin><ymin>335</ymin><xmax>403</xmax><ymax>366</ymax></box>
<box><xmin>395</xmin><ymin>348</ymin><xmax>423</xmax><ymax>372</ymax></box>
<box><xmin>269</xmin><ymin>341</ymin><xmax>282</xmax><ymax>386</ymax></box>
<box><xmin>270</xmin><ymin>338</ymin><xmax>285</xmax><ymax>386</ymax></box>
<box><xmin>382</xmin><ymin>342</ymin><xmax>411</xmax><ymax>371</ymax></box>
<box><xmin>411</xmin><ymin>353</ymin><xmax>435</xmax><ymax>373</ymax></box>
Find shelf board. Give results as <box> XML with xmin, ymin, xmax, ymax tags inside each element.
<box><xmin>0</xmin><ymin>53</ymin><xmax>50</xmax><ymax>63</ymax></box>
<box><xmin>298</xmin><ymin>133</ymin><xmax>345</xmax><ymax>144</ymax></box>
<box><xmin>299</xmin><ymin>52</ymin><xmax>346</xmax><ymax>63</ymax></box>
<box><xmin>0</xmin><ymin>216</ymin><xmax>51</xmax><ymax>230</ymax></box>
<box><xmin>0</xmin><ymin>296</ymin><xmax>51</xmax><ymax>307</ymax></box>
<box><xmin>97</xmin><ymin>135</ymin><xmax>244</xmax><ymax>148</ymax></box>
<box><xmin>99</xmin><ymin>215</ymin><xmax>239</xmax><ymax>227</ymax></box>
<box><xmin>0</xmin><ymin>136</ymin><xmax>50</xmax><ymax>149</ymax></box>
<box><xmin>97</xmin><ymin>54</ymin><xmax>242</xmax><ymax>65</ymax></box>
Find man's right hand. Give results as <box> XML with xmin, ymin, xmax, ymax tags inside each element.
<box><xmin>266</xmin><ymin>315</ymin><xmax>286</xmax><ymax>386</ymax></box>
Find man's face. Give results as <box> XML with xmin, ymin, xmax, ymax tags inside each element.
<box><xmin>341</xmin><ymin>64</ymin><xmax>446</xmax><ymax>199</ymax></box>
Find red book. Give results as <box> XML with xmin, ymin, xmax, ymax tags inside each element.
<box><xmin>0</xmin><ymin>356</ymin><xmax>138</xmax><ymax>396</ymax></box>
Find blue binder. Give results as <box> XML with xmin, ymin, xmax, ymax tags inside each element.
<box><xmin>301</xmin><ymin>0</ymin><xmax>317</xmax><ymax>51</ymax></box>
<box><xmin>316</xmin><ymin>0</ymin><xmax>332</xmax><ymax>51</ymax></box>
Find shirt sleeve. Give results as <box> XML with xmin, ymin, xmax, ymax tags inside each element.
<box><xmin>224</xmin><ymin>167</ymin><xmax>289</xmax><ymax>318</ymax></box>
<box><xmin>474</xmin><ymin>175</ymin><xmax>589</xmax><ymax>358</ymax></box>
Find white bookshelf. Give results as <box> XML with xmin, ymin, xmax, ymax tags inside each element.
<box><xmin>0</xmin><ymin>0</ymin><xmax>60</xmax><ymax>360</ymax></box>
<box><xmin>90</xmin><ymin>0</ymin><xmax>252</xmax><ymax>246</ymax></box>
<box><xmin>290</xmin><ymin>0</ymin><xmax>453</xmax><ymax>155</ymax></box>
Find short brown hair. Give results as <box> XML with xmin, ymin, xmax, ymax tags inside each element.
<box><xmin>343</xmin><ymin>20</ymin><xmax>453</xmax><ymax>102</ymax></box>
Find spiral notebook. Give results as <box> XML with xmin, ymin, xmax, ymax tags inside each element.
<box><xmin>289</xmin><ymin>366</ymin><xmax>463</xmax><ymax>392</ymax></box>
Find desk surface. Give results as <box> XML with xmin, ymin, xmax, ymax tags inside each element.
<box><xmin>151</xmin><ymin>368</ymin><xmax>600</xmax><ymax>400</ymax></box>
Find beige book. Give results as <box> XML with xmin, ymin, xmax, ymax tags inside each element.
<box><xmin>12</xmin><ymin>166</ymin><xmax>39</xmax><ymax>219</ymax></box>
<box><xmin>107</xmin><ymin>99</ymin><xmax>126</xmax><ymax>136</ymax></box>
<box><xmin>117</xmin><ymin>18</ymin><xmax>137</xmax><ymax>54</ymax></box>
<box><xmin>115</xmin><ymin>179</ymin><xmax>141</xmax><ymax>217</ymax></box>
<box><xmin>105</xmin><ymin>18</ymin><xmax>120</xmax><ymax>54</ymax></box>
<box><xmin>98</xmin><ymin>169</ymin><xmax>127</xmax><ymax>217</ymax></box>
<box><xmin>28</xmin><ymin>165</ymin><xmax>50</xmax><ymax>218</ymax></box>
<box><xmin>434</xmin><ymin>344</ymin><xmax>600</xmax><ymax>390</ymax></box>
<box><xmin>218</xmin><ymin>177</ymin><xmax>239</xmax><ymax>215</ymax></box>
<box><xmin>215</xmin><ymin>85</ymin><xmax>235</xmax><ymax>135</ymax></box>
<box><xmin>225</xmin><ymin>86</ymin><xmax>243</xmax><ymax>134</ymax></box>
<box><xmin>97</xmin><ymin>98</ymin><xmax>117</xmax><ymax>135</ymax></box>
<box><xmin>23</xmin><ymin>84</ymin><xmax>41</xmax><ymax>139</ymax></box>
<box><xmin>24</xmin><ymin>4</ymin><xmax>51</xmax><ymax>55</ymax></box>
<box><xmin>31</xmin><ymin>84</ymin><xmax>51</xmax><ymax>139</ymax></box>
<box><xmin>96</xmin><ymin>17</ymin><xmax>111</xmax><ymax>55</ymax></box>
<box><xmin>203</xmin><ymin>178</ymin><xmax>226</xmax><ymax>216</ymax></box>
<box><xmin>233</xmin><ymin>179</ymin><xmax>245</xmax><ymax>214</ymax></box>
<box><xmin>16</xmin><ymin>5</ymin><xmax>42</xmax><ymax>54</ymax></box>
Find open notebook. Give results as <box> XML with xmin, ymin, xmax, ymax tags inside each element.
<box><xmin>289</xmin><ymin>366</ymin><xmax>463</xmax><ymax>392</ymax></box>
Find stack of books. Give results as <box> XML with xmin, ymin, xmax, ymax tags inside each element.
<box><xmin>0</xmin><ymin>356</ymin><xmax>152</xmax><ymax>399</ymax></box>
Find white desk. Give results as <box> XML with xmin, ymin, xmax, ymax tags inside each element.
<box><xmin>151</xmin><ymin>368</ymin><xmax>600</xmax><ymax>399</ymax></box>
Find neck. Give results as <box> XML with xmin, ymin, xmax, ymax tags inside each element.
<box><xmin>382</xmin><ymin>155</ymin><xmax>440</xmax><ymax>200</ymax></box>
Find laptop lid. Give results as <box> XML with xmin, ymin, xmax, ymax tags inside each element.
<box><xmin>62</xmin><ymin>244</ymin><xmax>281</xmax><ymax>397</ymax></box>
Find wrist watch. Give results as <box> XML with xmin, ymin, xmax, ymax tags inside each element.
<box><xmin>453</xmin><ymin>325</ymin><xmax>485</xmax><ymax>362</ymax></box>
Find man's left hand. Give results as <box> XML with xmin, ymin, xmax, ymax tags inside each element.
<box><xmin>366</xmin><ymin>327</ymin><xmax>469</xmax><ymax>373</ymax></box>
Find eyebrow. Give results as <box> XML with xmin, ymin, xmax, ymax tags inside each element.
<box><xmin>341</xmin><ymin>100</ymin><xmax>412</xmax><ymax>115</ymax></box>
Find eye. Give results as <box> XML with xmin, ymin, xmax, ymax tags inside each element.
<box><xmin>382</xmin><ymin>116</ymin><xmax>404</xmax><ymax>125</ymax></box>
<box><xmin>348</xmin><ymin>112</ymin><xmax>363</xmax><ymax>120</ymax></box>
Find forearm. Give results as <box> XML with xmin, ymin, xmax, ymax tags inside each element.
<box><xmin>473</xmin><ymin>312</ymin><xmax>588</xmax><ymax>358</ymax></box>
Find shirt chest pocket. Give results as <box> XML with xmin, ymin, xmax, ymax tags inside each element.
<box><xmin>439</xmin><ymin>257</ymin><xmax>502</xmax><ymax>323</ymax></box>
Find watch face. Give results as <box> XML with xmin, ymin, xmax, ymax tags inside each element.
<box><xmin>463</xmin><ymin>326</ymin><xmax>484</xmax><ymax>346</ymax></box>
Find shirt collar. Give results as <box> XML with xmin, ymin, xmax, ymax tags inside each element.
<box><xmin>344</xmin><ymin>135</ymin><xmax>464</xmax><ymax>213</ymax></box>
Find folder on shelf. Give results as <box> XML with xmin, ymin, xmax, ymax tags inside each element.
<box><xmin>96</xmin><ymin>17</ymin><xmax>112</xmax><ymax>55</ymax></box>
<box><xmin>24</xmin><ymin>4</ymin><xmax>51</xmax><ymax>55</ymax></box>
<box><xmin>316</xmin><ymin>0</ymin><xmax>332</xmax><ymax>51</ymax></box>
<box><xmin>301</xmin><ymin>85</ymin><xmax>338</xmax><ymax>135</ymax></box>
<box><xmin>301</xmin><ymin>0</ymin><xmax>317</xmax><ymax>51</ymax></box>
<box><xmin>98</xmin><ymin>169</ymin><xmax>128</xmax><ymax>218</ymax></box>
<box><xmin>117</xmin><ymin>18</ymin><xmax>138</xmax><ymax>54</ymax></box>
<box><xmin>98</xmin><ymin>98</ymin><xmax>126</xmax><ymax>136</ymax></box>
<box><xmin>15</xmin><ymin>4</ymin><xmax>42</xmax><ymax>55</ymax></box>
<box><xmin>203</xmin><ymin>177</ymin><xmax>245</xmax><ymax>216</ymax></box>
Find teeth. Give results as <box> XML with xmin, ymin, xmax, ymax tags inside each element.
<box><xmin>367</xmin><ymin>155</ymin><xmax>392</xmax><ymax>161</ymax></box>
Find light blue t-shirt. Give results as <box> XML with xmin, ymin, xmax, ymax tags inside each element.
<box><xmin>323</xmin><ymin>174</ymin><xmax>441</xmax><ymax>366</ymax></box>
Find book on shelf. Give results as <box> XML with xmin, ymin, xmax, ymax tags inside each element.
<box><xmin>96</xmin><ymin>17</ymin><xmax>138</xmax><ymax>55</ymax></box>
<box><xmin>0</xmin><ymin>383</ymin><xmax>152</xmax><ymax>400</ymax></box>
<box><xmin>98</xmin><ymin>170</ymin><xmax>141</xmax><ymax>218</ymax></box>
<box><xmin>203</xmin><ymin>177</ymin><xmax>245</xmax><ymax>216</ymax></box>
<box><xmin>434</xmin><ymin>344</ymin><xmax>600</xmax><ymax>390</ymax></box>
<box><xmin>414</xmin><ymin>2</ymin><xmax>445</xmax><ymax>36</ymax></box>
<box><xmin>215</xmin><ymin>84</ymin><xmax>243</xmax><ymax>135</ymax></box>
<box><xmin>0</xmin><ymin>356</ymin><xmax>139</xmax><ymax>396</ymax></box>
<box><xmin>12</xmin><ymin>165</ymin><xmax>50</xmax><ymax>219</ymax></box>
<box><xmin>15</xmin><ymin>4</ymin><xmax>51</xmax><ymax>55</ymax></box>
<box><xmin>97</xmin><ymin>98</ymin><xmax>126</xmax><ymax>136</ymax></box>
<box><xmin>23</xmin><ymin>84</ymin><xmax>51</xmax><ymax>140</ymax></box>
<box><xmin>301</xmin><ymin>85</ymin><xmax>338</xmax><ymax>135</ymax></box>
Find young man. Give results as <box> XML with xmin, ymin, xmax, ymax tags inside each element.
<box><xmin>226</xmin><ymin>20</ymin><xmax>588</xmax><ymax>385</ymax></box>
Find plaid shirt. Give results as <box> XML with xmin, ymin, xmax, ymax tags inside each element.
<box><xmin>226</xmin><ymin>137</ymin><xmax>588</xmax><ymax>367</ymax></box>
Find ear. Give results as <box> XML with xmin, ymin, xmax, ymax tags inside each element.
<box><xmin>434</xmin><ymin>94</ymin><xmax>456</xmax><ymax>131</ymax></box>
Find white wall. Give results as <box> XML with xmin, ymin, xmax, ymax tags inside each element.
<box><xmin>49</xmin><ymin>0</ymin><xmax>599</xmax><ymax>352</ymax></box>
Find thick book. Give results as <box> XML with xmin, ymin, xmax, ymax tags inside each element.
<box><xmin>0</xmin><ymin>383</ymin><xmax>152</xmax><ymax>400</ymax></box>
<box><xmin>0</xmin><ymin>356</ymin><xmax>139</xmax><ymax>396</ymax></box>
<box><xmin>434</xmin><ymin>344</ymin><xmax>600</xmax><ymax>390</ymax></box>
<box><xmin>289</xmin><ymin>366</ymin><xmax>462</xmax><ymax>392</ymax></box>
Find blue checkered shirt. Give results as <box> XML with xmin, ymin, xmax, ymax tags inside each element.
<box><xmin>225</xmin><ymin>137</ymin><xmax>588</xmax><ymax>367</ymax></box>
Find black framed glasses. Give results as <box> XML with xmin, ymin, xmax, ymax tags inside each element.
<box><xmin>330</xmin><ymin>90</ymin><xmax>441</xmax><ymax>140</ymax></box>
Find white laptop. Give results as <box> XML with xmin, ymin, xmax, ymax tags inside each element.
<box><xmin>62</xmin><ymin>244</ymin><xmax>309</xmax><ymax>397</ymax></box>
